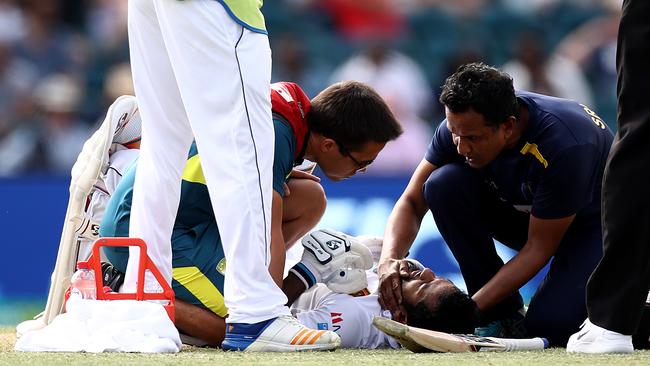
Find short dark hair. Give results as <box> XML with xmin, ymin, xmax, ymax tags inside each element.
<box><xmin>439</xmin><ymin>62</ymin><xmax>518</xmax><ymax>128</ymax></box>
<box><xmin>308</xmin><ymin>81</ymin><xmax>403</xmax><ymax>151</ymax></box>
<box><xmin>404</xmin><ymin>287</ymin><xmax>479</xmax><ymax>334</ymax></box>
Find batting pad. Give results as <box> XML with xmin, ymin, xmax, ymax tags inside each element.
<box><xmin>40</xmin><ymin>96</ymin><xmax>135</xmax><ymax>326</ymax></box>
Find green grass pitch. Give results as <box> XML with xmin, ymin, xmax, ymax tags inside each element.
<box><xmin>1</xmin><ymin>327</ymin><xmax>649</xmax><ymax>365</ymax></box>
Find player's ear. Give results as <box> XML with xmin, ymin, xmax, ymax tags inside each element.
<box><xmin>502</xmin><ymin>116</ymin><xmax>516</xmax><ymax>138</ymax></box>
<box><xmin>320</xmin><ymin>137</ymin><xmax>336</xmax><ymax>153</ymax></box>
<box><xmin>310</xmin><ymin>132</ymin><xmax>335</xmax><ymax>153</ymax></box>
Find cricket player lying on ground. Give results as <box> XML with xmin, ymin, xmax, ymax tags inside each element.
<box><xmin>286</xmin><ymin>237</ymin><xmax>478</xmax><ymax>349</ymax></box>
<box><xmin>99</xmin><ymin>226</ymin><xmax>478</xmax><ymax>348</ymax></box>
<box><xmin>99</xmin><ymin>81</ymin><xmax>406</xmax><ymax>347</ymax></box>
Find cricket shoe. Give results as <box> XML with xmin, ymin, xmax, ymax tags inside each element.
<box><xmin>222</xmin><ymin>315</ymin><xmax>340</xmax><ymax>352</ymax></box>
<box><xmin>567</xmin><ymin>319</ymin><xmax>633</xmax><ymax>353</ymax></box>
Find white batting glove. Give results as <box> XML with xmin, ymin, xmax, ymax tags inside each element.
<box><xmin>354</xmin><ymin>235</ymin><xmax>383</xmax><ymax>266</ymax></box>
<box><xmin>290</xmin><ymin>229</ymin><xmax>373</xmax><ymax>294</ymax></box>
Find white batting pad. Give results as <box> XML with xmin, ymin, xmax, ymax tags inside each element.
<box><xmin>41</xmin><ymin>96</ymin><xmax>134</xmax><ymax>325</ymax></box>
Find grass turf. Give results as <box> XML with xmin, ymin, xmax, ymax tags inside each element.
<box><xmin>1</xmin><ymin>327</ymin><xmax>649</xmax><ymax>365</ymax></box>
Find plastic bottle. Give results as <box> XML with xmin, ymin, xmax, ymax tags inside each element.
<box><xmin>70</xmin><ymin>261</ymin><xmax>97</xmax><ymax>300</ymax></box>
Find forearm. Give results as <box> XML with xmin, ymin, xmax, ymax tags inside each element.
<box><xmin>472</xmin><ymin>244</ymin><xmax>553</xmax><ymax>311</ymax></box>
<box><xmin>282</xmin><ymin>272</ymin><xmax>308</xmax><ymax>306</ymax></box>
<box><xmin>381</xmin><ymin>159</ymin><xmax>435</xmax><ymax>263</ymax></box>
<box><xmin>473</xmin><ymin>214</ymin><xmax>573</xmax><ymax>311</ymax></box>
<box><xmin>381</xmin><ymin>199</ymin><xmax>425</xmax><ymax>261</ymax></box>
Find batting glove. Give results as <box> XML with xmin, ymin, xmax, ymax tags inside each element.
<box><xmin>290</xmin><ymin>229</ymin><xmax>373</xmax><ymax>294</ymax></box>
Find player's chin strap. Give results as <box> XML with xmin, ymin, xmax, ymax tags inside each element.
<box><xmin>290</xmin><ymin>228</ymin><xmax>373</xmax><ymax>295</ymax></box>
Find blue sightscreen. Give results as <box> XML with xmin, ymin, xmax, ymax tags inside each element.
<box><xmin>0</xmin><ymin>174</ymin><xmax>546</xmax><ymax>303</ymax></box>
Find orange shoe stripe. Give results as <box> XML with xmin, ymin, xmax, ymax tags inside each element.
<box><xmin>290</xmin><ymin>329</ymin><xmax>309</xmax><ymax>345</ymax></box>
<box><xmin>299</xmin><ymin>330</ymin><xmax>316</xmax><ymax>345</ymax></box>
<box><xmin>307</xmin><ymin>330</ymin><xmax>326</xmax><ymax>344</ymax></box>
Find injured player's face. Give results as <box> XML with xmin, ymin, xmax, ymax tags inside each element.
<box><xmin>400</xmin><ymin>268</ymin><xmax>478</xmax><ymax>334</ymax></box>
<box><xmin>400</xmin><ymin>268</ymin><xmax>457</xmax><ymax>310</ymax></box>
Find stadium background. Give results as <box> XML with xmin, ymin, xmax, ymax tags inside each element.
<box><xmin>0</xmin><ymin>0</ymin><xmax>619</xmax><ymax>326</ymax></box>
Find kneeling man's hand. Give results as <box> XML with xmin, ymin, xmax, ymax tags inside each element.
<box><xmin>377</xmin><ymin>258</ymin><xmax>412</xmax><ymax>323</ymax></box>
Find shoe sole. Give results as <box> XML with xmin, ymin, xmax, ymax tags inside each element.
<box><xmin>567</xmin><ymin>335</ymin><xmax>634</xmax><ymax>354</ymax></box>
<box><xmin>567</xmin><ymin>342</ymin><xmax>634</xmax><ymax>354</ymax></box>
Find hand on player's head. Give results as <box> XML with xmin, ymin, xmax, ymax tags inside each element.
<box><xmin>377</xmin><ymin>258</ymin><xmax>412</xmax><ymax>323</ymax></box>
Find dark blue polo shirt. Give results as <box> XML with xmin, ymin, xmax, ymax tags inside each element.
<box><xmin>426</xmin><ymin>91</ymin><xmax>614</xmax><ymax>221</ymax></box>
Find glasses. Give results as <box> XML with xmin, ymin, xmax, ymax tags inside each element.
<box><xmin>333</xmin><ymin>138</ymin><xmax>374</xmax><ymax>171</ymax></box>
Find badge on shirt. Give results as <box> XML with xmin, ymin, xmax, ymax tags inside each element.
<box><xmin>216</xmin><ymin>258</ymin><xmax>226</xmax><ymax>275</ymax></box>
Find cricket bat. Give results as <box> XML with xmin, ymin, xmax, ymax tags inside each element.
<box><xmin>373</xmin><ymin>316</ymin><xmax>549</xmax><ymax>353</ymax></box>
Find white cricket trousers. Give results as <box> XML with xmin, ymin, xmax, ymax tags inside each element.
<box><xmin>126</xmin><ymin>0</ymin><xmax>289</xmax><ymax>323</ymax></box>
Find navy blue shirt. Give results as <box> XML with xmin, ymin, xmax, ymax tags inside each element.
<box><xmin>426</xmin><ymin>91</ymin><xmax>614</xmax><ymax>221</ymax></box>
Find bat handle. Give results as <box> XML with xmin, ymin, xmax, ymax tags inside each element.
<box><xmin>488</xmin><ymin>337</ymin><xmax>549</xmax><ymax>351</ymax></box>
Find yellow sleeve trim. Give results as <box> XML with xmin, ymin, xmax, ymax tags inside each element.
<box><xmin>221</xmin><ymin>0</ymin><xmax>266</xmax><ymax>32</ymax></box>
<box><xmin>182</xmin><ymin>155</ymin><xmax>207</xmax><ymax>185</ymax></box>
<box><xmin>520</xmin><ymin>142</ymin><xmax>548</xmax><ymax>168</ymax></box>
<box><xmin>173</xmin><ymin>266</ymin><xmax>228</xmax><ymax>317</ymax></box>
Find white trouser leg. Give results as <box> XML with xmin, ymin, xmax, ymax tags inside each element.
<box><xmin>139</xmin><ymin>0</ymin><xmax>288</xmax><ymax>322</ymax></box>
<box><xmin>124</xmin><ymin>0</ymin><xmax>194</xmax><ymax>291</ymax></box>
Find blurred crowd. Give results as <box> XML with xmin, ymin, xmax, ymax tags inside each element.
<box><xmin>0</xmin><ymin>0</ymin><xmax>620</xmax><ymax>176</ymax></box>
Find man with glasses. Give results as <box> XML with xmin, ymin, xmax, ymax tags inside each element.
<box><xmin>99</xmin><ymin>81</ymin><xmax>402</xmax><ymax>347</ymax></box>
<box><xmin>331</xmin><ymin>138</ymin><xmax>375</xmax><ymax>172</ymax></box>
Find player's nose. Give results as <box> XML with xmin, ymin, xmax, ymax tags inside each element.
<box><xmin>456</xmin><ymin>139</ymin><xmax>471</xmax><ymax>156</ymax></box>
<box><xmin>420</xmin><ymin>268</ymin><xmax>436</xmax><ymax>282</ymax></box>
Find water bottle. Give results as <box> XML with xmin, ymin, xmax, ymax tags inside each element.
<box><xmin>70</xmin><ymin>261</ymin><xmax>97</xmax><ymax>300</ymax></box>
